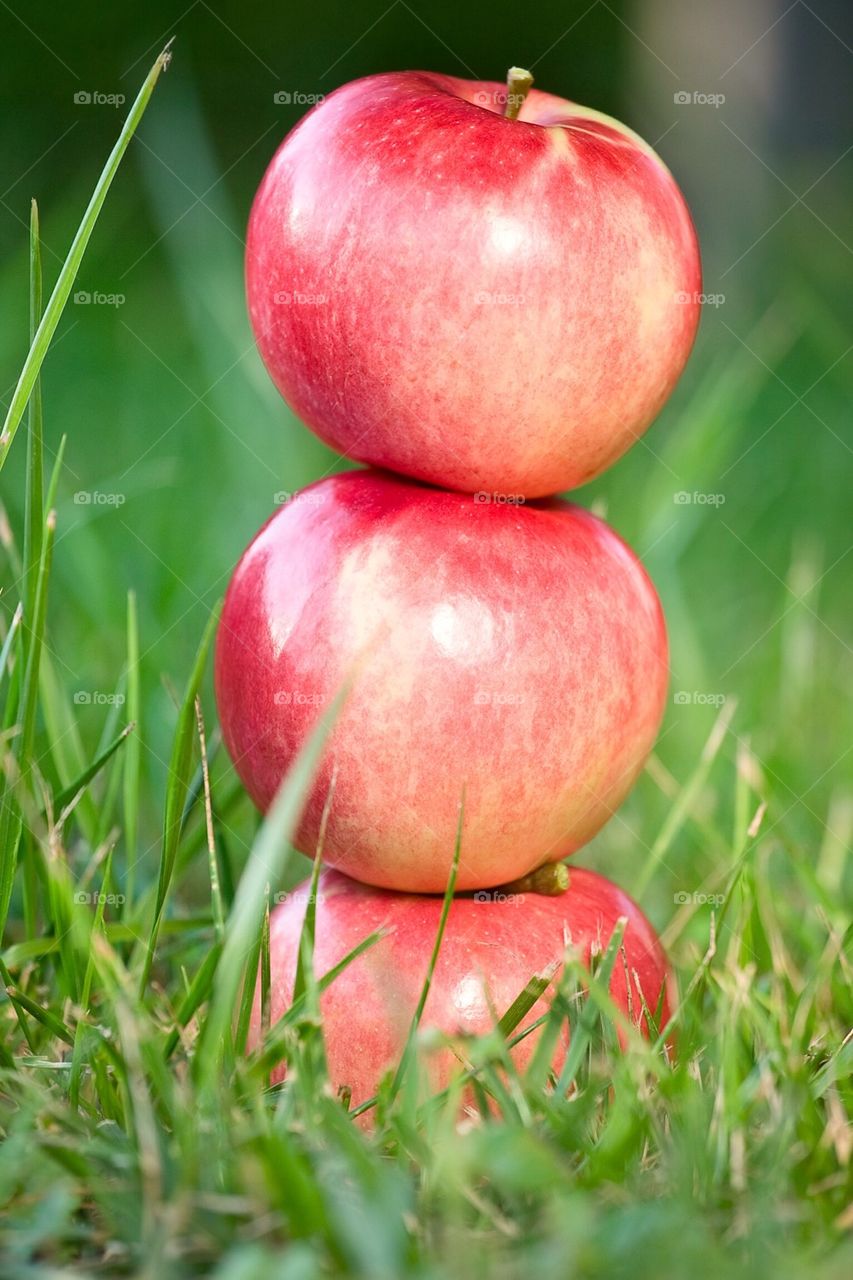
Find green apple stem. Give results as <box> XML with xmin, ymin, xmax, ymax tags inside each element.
<box><xmin>502</xmin><ymin>862</ymin><xmax>569</xmax><ymax>896</ymax></box>
<box><xmin>504</xmin><ymin>66</ymin><xmax>534</xmax><ymax>120</ymax></box>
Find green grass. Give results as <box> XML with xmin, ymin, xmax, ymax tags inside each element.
<box><xmin>0</xmin><ymin>43</ymin><xmax>851</xmax><ymax>1280</ymax></box>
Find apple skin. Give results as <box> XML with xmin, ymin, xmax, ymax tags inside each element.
<box><xmin>246</xmin><ymin>71</ymin><xmax>701</xmax><ymax>498</ymax></box>
<box><xmin>215</xmin><ymin>469</ymin><xmax>668</xmax><ymax>892</ymax></box>
<box><xmin>250</xmin><ymin>866</ymin><xmax>674</xmax><ymax>1107</ymax></box>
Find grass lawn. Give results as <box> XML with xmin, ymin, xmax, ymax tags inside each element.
<box><xmin>0</xmin><ymin>44</ymin><xmax>850</xmax><ymax>1280</ymax></box>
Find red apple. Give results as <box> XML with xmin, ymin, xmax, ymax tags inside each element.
<box><xmin>250</xmin><ymin>866</ymin><xmax>674</xmax><ymax>1108</ymax></box>
<box><xmin>246</xmin><ymin>70</ymin><xmax>700</xmax><ymax>498</ymax></box>
<box><xmin>215</xmin><ymin>469</ymin><xmax>668</xmax><ymax>892</ymax></box>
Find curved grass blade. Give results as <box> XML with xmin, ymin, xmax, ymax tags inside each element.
<box><xmin>0</xmin><ymin>45</ymin><xmax>174</xmax><ymax>473</ymax></box>
<box><xmin>0</xmin><ymin>605</ymin><xmax>22</xmax><ymax>688</ymax></box>
<box><xmin>50</xmin><ymin>721</ymin><xmax>135</xmax><ymax>814</ymax></box>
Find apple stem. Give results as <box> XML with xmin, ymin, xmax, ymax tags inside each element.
<box><xmin>502</xmin><ymin>862</ymin><xmax>569</xmax><ymax>896</ymax></box>
<box><xmin>504</xmin><ymin>66</ymin><xmax>534</xmax><ymax>120</ymax></box>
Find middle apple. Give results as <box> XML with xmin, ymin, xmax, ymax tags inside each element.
<box><xmin>215</xmin><ymin>470</ymin><xmax>668</xmax><ymax>892</ymax></box>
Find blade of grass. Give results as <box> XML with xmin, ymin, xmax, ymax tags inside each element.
<box><xmin>233</xmin><ymin>909</ymin><xmax>264</xmax><ymax>1057</ymax></box>
<box><xmin>69</xmin><ymin>850</ymin><xmax>115</xmax><ymax>1107</ymax></box>
<box><xmin>4</xmin><ymin>985</ymin><xmax>73</xmax><ymax>1046</ymax></box>
<box><xmin>292</xmin><ymin>769</ymin><xmax>336</xmax><ymax>1006</ymax></box>
<box><xmin>0</xmin><ymin>509</ymin><xmax>56</xmax><ymax>939</ymax></box>
<box><xmin>162</xmin><ymin>941</ymin><xmax>223</xmax><ymax>1060</ymax></box>
<box><xmin>0</xmin><ymin>956</ymin><xmax>37</xmax><ymax>1055</ymax></box>
<box><xmin>194</xmin><ymin>696</ymin><xmax>224</xmax><ymax>938</ymax></box>
<box><xmin>389</xmin><ymin>796</ymin><xmax>464</xmax><ymax>1098</ymax></box>
<box><xmin>22</xmin><ymin>200</ymin><xmax>44</xmax><ymax>625</ymax></box>
<box><xmin>123</xmin><ymin>591</ymin><xmax>140</xmax><ymax>909</ymax></box>
<box><xmin>0</xmin><ymin>604</ymin><xmax>23</xmax><ymax>688</ymax></box>
<box><xmin>250</xmin><ymin>928</ymin><xmax>386</xmax><ymax>1080</ymax></box>
<box><xmin>633</xmin><ymin>698</ymin><xmax>737</xmax><ymax>898</ymax></box>
<box><xmin>30</xmin><ymin>438</ymin><xmax>98</xmax><ymax>843</ymax></box>
<box><xmin>139</xmin><ymin>605</ymin><xmax>218</xmax><ymax>996</ymax></box>
<box><xmin>360</xmin><ymin>966</ymin><xmax>557</xmax><ymax>1124</ymax></box>
<box><xmin>15</xmin><ymin>500</ymin><xmax>57</xmax><ymax>781</ymax></box>
<box><xmin>554</xmin><ymin>918</ymin><xmax>628</xmax><ymax>1097</ymax></box>
<box><xmin>51</xmin><ymin>721</ymin><xmax>134</xmax><ymax>813</ymax></box>
<box><xmin>260</xmin><ymin>898</ymin><xmax>271</xmax><ymax>1045</ymax></box>
<box><xmin>497</xmin><ymin>967</ymin><xmax>557</xmax><ymax>1039</ymax></box>
<box><xmin>0</xmin><ymin>45</ymin><xmax>174</xmax><ymax>473</ymax></box>
<box><xmin>194</xmin><ymin>686</ymin><xmax>346</xmax><ymax>1091</ymax></box>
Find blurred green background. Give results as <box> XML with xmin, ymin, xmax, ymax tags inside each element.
<box><xmin>1</xmin><ymin>0</ymin><xmax>851</xmax><ymax>922</ymax></box>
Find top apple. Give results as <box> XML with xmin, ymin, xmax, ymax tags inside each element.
<box><xmin>247</xmin><ymin>70</ymin><xmax>701</xmax><ymax>498</ymax></box>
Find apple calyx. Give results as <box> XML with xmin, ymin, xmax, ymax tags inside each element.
<box><xmin>504</xmin><ymin>66</ymin><xmax>534</xmax><ymax>120</ymax></box>
<box><xmin>502</xmin><ymin>862</ymin><xmax>569</xmax><ymax>896</ymax></box>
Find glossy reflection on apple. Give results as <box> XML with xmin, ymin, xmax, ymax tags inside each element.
<box><xmin>215</xmin><ymin>469</ymin><xmax>668</xmax><ymax>892</ymax></box>
<box><xmin>246</xmin><ymin>71</ymin><xmax>701</xmax><ymax>497</ymax></box>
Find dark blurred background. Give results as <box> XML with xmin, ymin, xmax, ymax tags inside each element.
<box><xmin>1</xmin><ymin>0</ymin><xmax>851</xmax><ymax>915</ymax></box>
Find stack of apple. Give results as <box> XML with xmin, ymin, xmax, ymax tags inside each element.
<box><xmin>216</xmin><ymin>70</ymin><xmax>700</xmax><ymax>1109</ymax></box>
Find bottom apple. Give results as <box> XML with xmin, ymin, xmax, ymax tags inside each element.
<box><xmin>249</xmin><ymin>867</ymin><xmax>674</xmax><ymax>1111</ymax></box>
